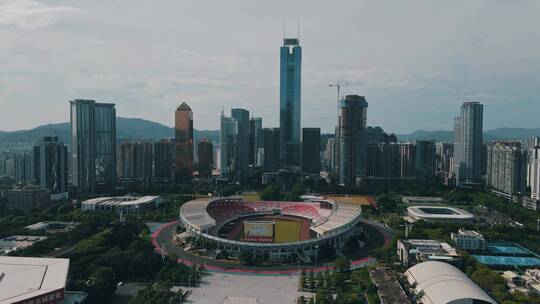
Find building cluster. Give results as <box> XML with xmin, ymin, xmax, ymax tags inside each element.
<box><xmin>0</xmin><ymin>36</ymin><xmax>539</xmax><ymax>216</ymax></box>
<box><xmin>502</xmin><ymin>268</ymin><xmax>540</xmax><ymax>296</ymax></box>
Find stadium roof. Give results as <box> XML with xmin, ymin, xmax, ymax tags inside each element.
<box><xmin>0</xmin><ymin>256</ymin><xmax>69</xmax><ymax>304</ymax></box>
<box><xmin>405</xmin><ymin>261</ymin><xmax>496</xmax><ymax>304</ymax></box>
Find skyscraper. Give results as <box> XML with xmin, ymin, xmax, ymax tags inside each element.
<box><xmin>33</xmin><ymin>136</ymin><xmax>68</xmax><ymax>196</ymax></box>
<box><xmin>198</xmin><ymin>138</ymin><xmax>213</xmax><ymax>179</ymax></box>
<box><xmin>220</xmin><ymin>113</ymin><xmax>238</xmax><ymax>181</ymax></box>
<box><xmin>301</xmin><ymin>128</ymin><xmax>321</xmax><ymax>174</ymax></box>
<box><xmin>453</xmin><ymin>102</ymin><xmax>483</xmax><ymax>188</ymax></box>
<box><xmin>486</xmin><ymin>142</ymin><xmax>527</xmax><ymax>197</ymax></box>
<box><xmin>70</xmin><ymin>99</ymin><xmax>116</xmax><ymax>194</ymax></box>
<box><xmin>263</xmin><ymin>128</ymin><xmax>281</xmax><ymax>172</ymax></box>
<box><xmin>175</xmin><ymin>102</ymin><xmax>193</xmax><ymax>182</ymax></box>
<box><xmin>249</xmin><ymin>117</ymin><xmax>263</xmax><ymax>166</ymax></box>
<box><xmin>527</xmin><ymin>136</ymin><xmax>540</xmax><ymax>187</ymax></box>
<box><xmin>154</xmin><ymin>138</ymin><xmax>174</xmax><ymax>181</ymax></box>
<box><xmin>338</xmin><ymin>95</ymin><xmax>368</xmax><ymax>186</ymax></box>
<box><xmin>231</xmin><ymin>108</ymin><xmax>250</xmax><ymax>181</ymax></box>
<box><xmin>279</xmin><ymin>38</ymin><xmax>302</xmax><ymax>169</ymax></box>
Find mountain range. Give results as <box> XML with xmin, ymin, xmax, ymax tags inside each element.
<box><xmin>0</xmin><ymin>117</ymin><xmax>220</xmax><ymax>145</ymax></box>
<box><xmin>1</xmin><ymin>117</ymin><xmax>539</xmax><ymax>145</ymax></box>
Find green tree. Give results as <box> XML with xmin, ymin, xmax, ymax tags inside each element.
<box><xmin>289</xmin><ymin>183</ymin><xmax>306</xmax><ymax>201</ymax></box>
<box><xmin>260</xmin><ymin>183</ymin><xmax>282</xmax><ymax>201</ymax></box>
<box><xmin>334</xmin><ymin>256</ymin><xmax>351</xmax><ymax>273</ymax></box>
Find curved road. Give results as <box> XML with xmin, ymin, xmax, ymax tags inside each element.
<box><xmin>151</xmin><ymin>219</ymin><xmax>392</xmax><ymax>275</ymax></box>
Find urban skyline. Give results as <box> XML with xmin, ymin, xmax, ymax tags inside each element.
<box><xmin>1</xmin><ymin>1</ymin><xmax>540</xmax><ymax>133</ymax></box>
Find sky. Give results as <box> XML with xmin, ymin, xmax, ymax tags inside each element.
<box><xmin>0</xmin><ymin>0</ymin><xmax>539</xmax><ymax>133</ymax></box>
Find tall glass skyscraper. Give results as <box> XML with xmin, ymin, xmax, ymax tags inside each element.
<box><xmin>231</xmin><ymin>108</ymin><xmax>250</xmax><ymax>182</ymax></box>
<box><xmin>33</xmin><ymin>136</ymin><xmax>68</xmax><ymax>195</ymax></box>
<box><xmin>453</xmin><ymin>101</ymin><xmax>483</xmax><ymax>188</ymax></box>
<box><xmin>220</xmin><ymin>113</ymin><xmax>238</xmax><ymax>181</ymax></box>
<box><xmin>279</xmin><ymin>38</ymin><xmax>302</xmax><ymax>169</ymax></box>
<box><xmin>70</xmin><ymin>99</ymin><xmax>116</xmax><ymax>194</ymax></box>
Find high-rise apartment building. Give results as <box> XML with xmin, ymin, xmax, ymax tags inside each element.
<box><xmin>153</xmin><ymin>139</ymin><xmax>174</xmax><ymax>181</ymax></box>
<box><xmin>338</xmin><ymin>95</ymin><xmax>368</xmax><ymax>186</ymax></box>
<box><xmin>323</xmin><ymin>138</ymin><xmax>335</xmax><ymax>171</ymax></box>
<box><xmin>301</xmin><ymin>128</ymin><xmax>321</xmax><ymax>175</ymax></box>
<box><xmin>436</xmin><ymin>142</ymin><xmax>453</xmax><ymax>175</ymax></box>
<box><xmin>14</xmin><ymin>152</ymin><xmax>34</xmax><ymax>183</ymax></box>
<box><xmin>70</xmin><ymin>99</ymin><xmax>116</xmax><ymax>194</ymax></box>
<box><xmin>486</xmin><ymin>142</ymin><xmax>527</xmax><ymax>197</ymax></box>
<box><xmin>279</xmin><ymin>38</ymin><xmax>302</xmax><ymax>169</ymax></box>
<box><xmin>33</xmin><ymin>136</ymin><xmax>68</xmax><ymax>196</ymax></box>
<box><xmin>263</xmin><ymin>128</ymin><xmax>281</xmax><ymax>172</ymax></box>
<box><xmin>174</xmin><ymin>102</ymin><xmax>193</xmax><ymax>182</ymax></box>
<box><xmin>231</xmin><ymin>108</ymin><xmax>250</xmax><ymax>181</ymax></box>
<box><xmin>414</xmin><ymin>140</ymin><xmax>436</xmax><ymax>177</ymax></box>
<box><xmin>366</xmin><ymin>143</ymin><xmax>401</xmax><ymax>178</ymax></box>
<box><xmin>197</xmin><ymin>138</ymin><xmax>213</xmax><ymax>179</ymax></box>
<box><xmin>527</xmin><ymin>136</ymin><xmax>540</xmax><ymax>187</ymax></box>
<box><xmin>119</xmin><ymin>141</ymin><xmax>153</xmax><ymax>180</ymax></box>
<box><xmin>399</xmin><ymin>144</ymin><xmax>415</xmax><ymax>178</ymax></box>
<box><xmin>220</xmin><ymin>113</ymin><xmax>238</xmax><ymax>181</ymax></box>
<box><xmin>453</xmin><ymin>102</ymin><xmax>483</xmax><ymax>188</ymax></box>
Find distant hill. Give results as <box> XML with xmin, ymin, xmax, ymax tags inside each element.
<box><xmin>0</xmin><ymin>117</ymin><xmax>220</xmax><ymax>145</ymax></box>
<box><xmin>397</xmin><ymin>128</ymin><xmax>540</xmax><ymax>142</ymax></box>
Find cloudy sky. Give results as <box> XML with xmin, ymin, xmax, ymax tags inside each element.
<box><xmin>0</xmin><ymin>0</ymin><xmax>539</xmax><ymax>133</ymax></box>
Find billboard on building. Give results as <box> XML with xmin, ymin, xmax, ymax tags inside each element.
<box><xmin>244</xmin><ymin>221</ymin><xmax>274</xmax><ymax>242</ymax></box>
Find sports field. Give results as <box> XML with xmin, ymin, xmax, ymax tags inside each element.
<box><xmin>323</xmin><ymin>195</ymin><xmax>376</xmax><ymax>207</ymax></box>
<box><xmin>224</xmin><ymin>215</ymin><xmax>310</xmax><ymax>243</ymax></box>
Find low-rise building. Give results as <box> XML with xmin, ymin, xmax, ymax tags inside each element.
<box><xmin>397</xmin><ymin>239</ymin><xmax>460</xmax><ymax>267</ymax></box>
<box><xmin>401</xmin><ymin>196</ymin><xmax>446</xmax><ymax>204</ymax></box>
<box><xmin>405</xmin><ymin>261</ymin><xmax>496</xmax><ymax>304</ymax></box>
<box><xmin>81</xmin><ymin>195</ymin><xmax>162</xmax><ymax>214</ymax></box>
<box><xmin>522</xmin><ymin>197</ymin><xmax>540</xmax><ymax>211</ymax></box>
<box><xmin>0</xmin><ymin>235</ymin><xmax>48</xmax><ymax>255</ymax></box>
<box><xmin>451</xmin><ymin>229</ymin><xmax>486</xmax><ymax>251</ymax></box>
<box><xmin>0</xmin><ymin>256</ymin><xmax>69</xmax><ymax>304</ymax></box>
<box><xmin>6</xmin><ymin>185</ymin><xmax>51</xmax><ymax>212</ymax></box>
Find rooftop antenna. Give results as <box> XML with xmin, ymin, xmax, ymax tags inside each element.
<box><xmin>283</xmin><ymin>20</ymin><xmax>286</xmax><ymax>40</ymax></box>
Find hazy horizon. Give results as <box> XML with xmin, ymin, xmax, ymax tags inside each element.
<box><xmin>1</xmin><ymin>1</ymin><xmax>539</xmax><ymax>133</ymax></box>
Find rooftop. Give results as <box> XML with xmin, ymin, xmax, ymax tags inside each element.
<box><xmin>176</xmin><ymin>102</ymin><xmax>192</xmax><ymax>111</ymax></box>
<box><xmin>0</xmin><ymin>256</ymin><xmax>69</xmax><ymax>304</ymax></box>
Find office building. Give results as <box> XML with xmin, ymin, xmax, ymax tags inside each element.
<box><xmin>451</xmin><ymin>229</ymin><xmax>486</xmax><ymax>251</ymax></box>
<box><xmin>301</xmin><ymin>128</ymin><xmax>321</xmax><ymax>174</ymax></box>
<box><xmin>338</xmin><ymin>95</ymin><xmax>368</xmax><ymax>186</ymax></box>
<box><xmin>197</xmin><ymin>138</ymin><xmax>213</xmax><ymax>178</ymax></box>
<box><xmin>486</xmin><ymin>142</ymin><xmax>527</xmax><ymax>198</ymax></box>
<box><xmin>414</xmin><ymin>140</ymin><xmax>436</xmax><ymax>177</ymax></box>
<box><xmin>530</xmin><ymin>148</ymin><xmax>540</xmax><ymax>200</ymax></box>
<box><xmin>220</xmin><ymin>113</ymin><xmax>238</xmax><ymax>181</ymax></box>
<box><xmin>453</xmin><ymin>101</ymin><xmax>483</xmax><ymax>188</ymax></box>
<box><xmin>6</xmin><ymin>185</ymin><xmax>51</xmax><ymax>212</ymax></box>
<box><xmin>70</xmin><ymin>99</ymin><xmax>116</xmax><ymax>194</ymax></box>
<box><xmin>231</xmin><ymin>108</ymin><xmax>250</xmax><ymax>181</ymax></box>
<box><xmin>14</xmin><ymin>152</ymin><xmax>34</xmax><ymax>183</ymax></box>
<box><xmin>118</xmin><ymin>141</ymin><xmax>153</xmax><ymax>180</ymax></box>
<box><xmin>279</xmin><ymin>38</ymin><xmax>302</xmax><ymax>169</ymax></box>
<box><xmin>33</xmin><ymin>136</ymin><xmax>68</xmax><ymax>197</ymax></box>
<box><xmin>174</xmin><ymin>102</ymin><xmax>193</xmax><ymax>182</ymax></box>
<box><xmin>249</xmin><ymin>117</ymin><xmax>263</xmax><ymax>166</ymax></box>
<box><xmin>153</xmin><ymin>138</ymin><xmax>174</xmax><ymax>181</ymax></box>
<box><xmin>263</xmin><ymin>128</ymin><xmax>281</xmax><ymax>172</ymax></box>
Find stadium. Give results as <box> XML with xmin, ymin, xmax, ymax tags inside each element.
<box><xmin>407</xmin><ymin>206</ymin><xmax>474</xmax><ymax>223</ymax></box>
<box><xmin>179</xmin><ymin>196</ymin><xmax>364</xmax><ymax>261</ymax></box>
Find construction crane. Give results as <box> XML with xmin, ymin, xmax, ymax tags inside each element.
<box><xmin>328</xmin><ymin>82</ymin><xmax>359</xmax><ymax>103</ymax></box>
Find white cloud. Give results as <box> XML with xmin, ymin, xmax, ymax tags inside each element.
<box><xmin>0</xmin><ymin>0</ymin><xmax>82</xmax><ymax>29</ymax></box>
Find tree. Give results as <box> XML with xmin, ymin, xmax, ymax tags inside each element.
<box><xmin>239</xmin><ymin>250</ymin><xmax>255</xmax><ymax>266</ymax></box>
<box><xmin>334</xmin><ymin>256</ymin><xmax>351</xmax><ymax>273</ymax></box>
<box><xmin>289</xmin><ymin>183</ymin><xmax>306</xmax><ymax>201</ymax></box>
<box><xmin>85</xmin><ymin>267</ymin><xmax>116</xmax><ymax>303</ymax></box>
<box><xmin>260</xmin><ymin>183</ymin><xmax>282</xmax><ymax>201</ymax></box>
